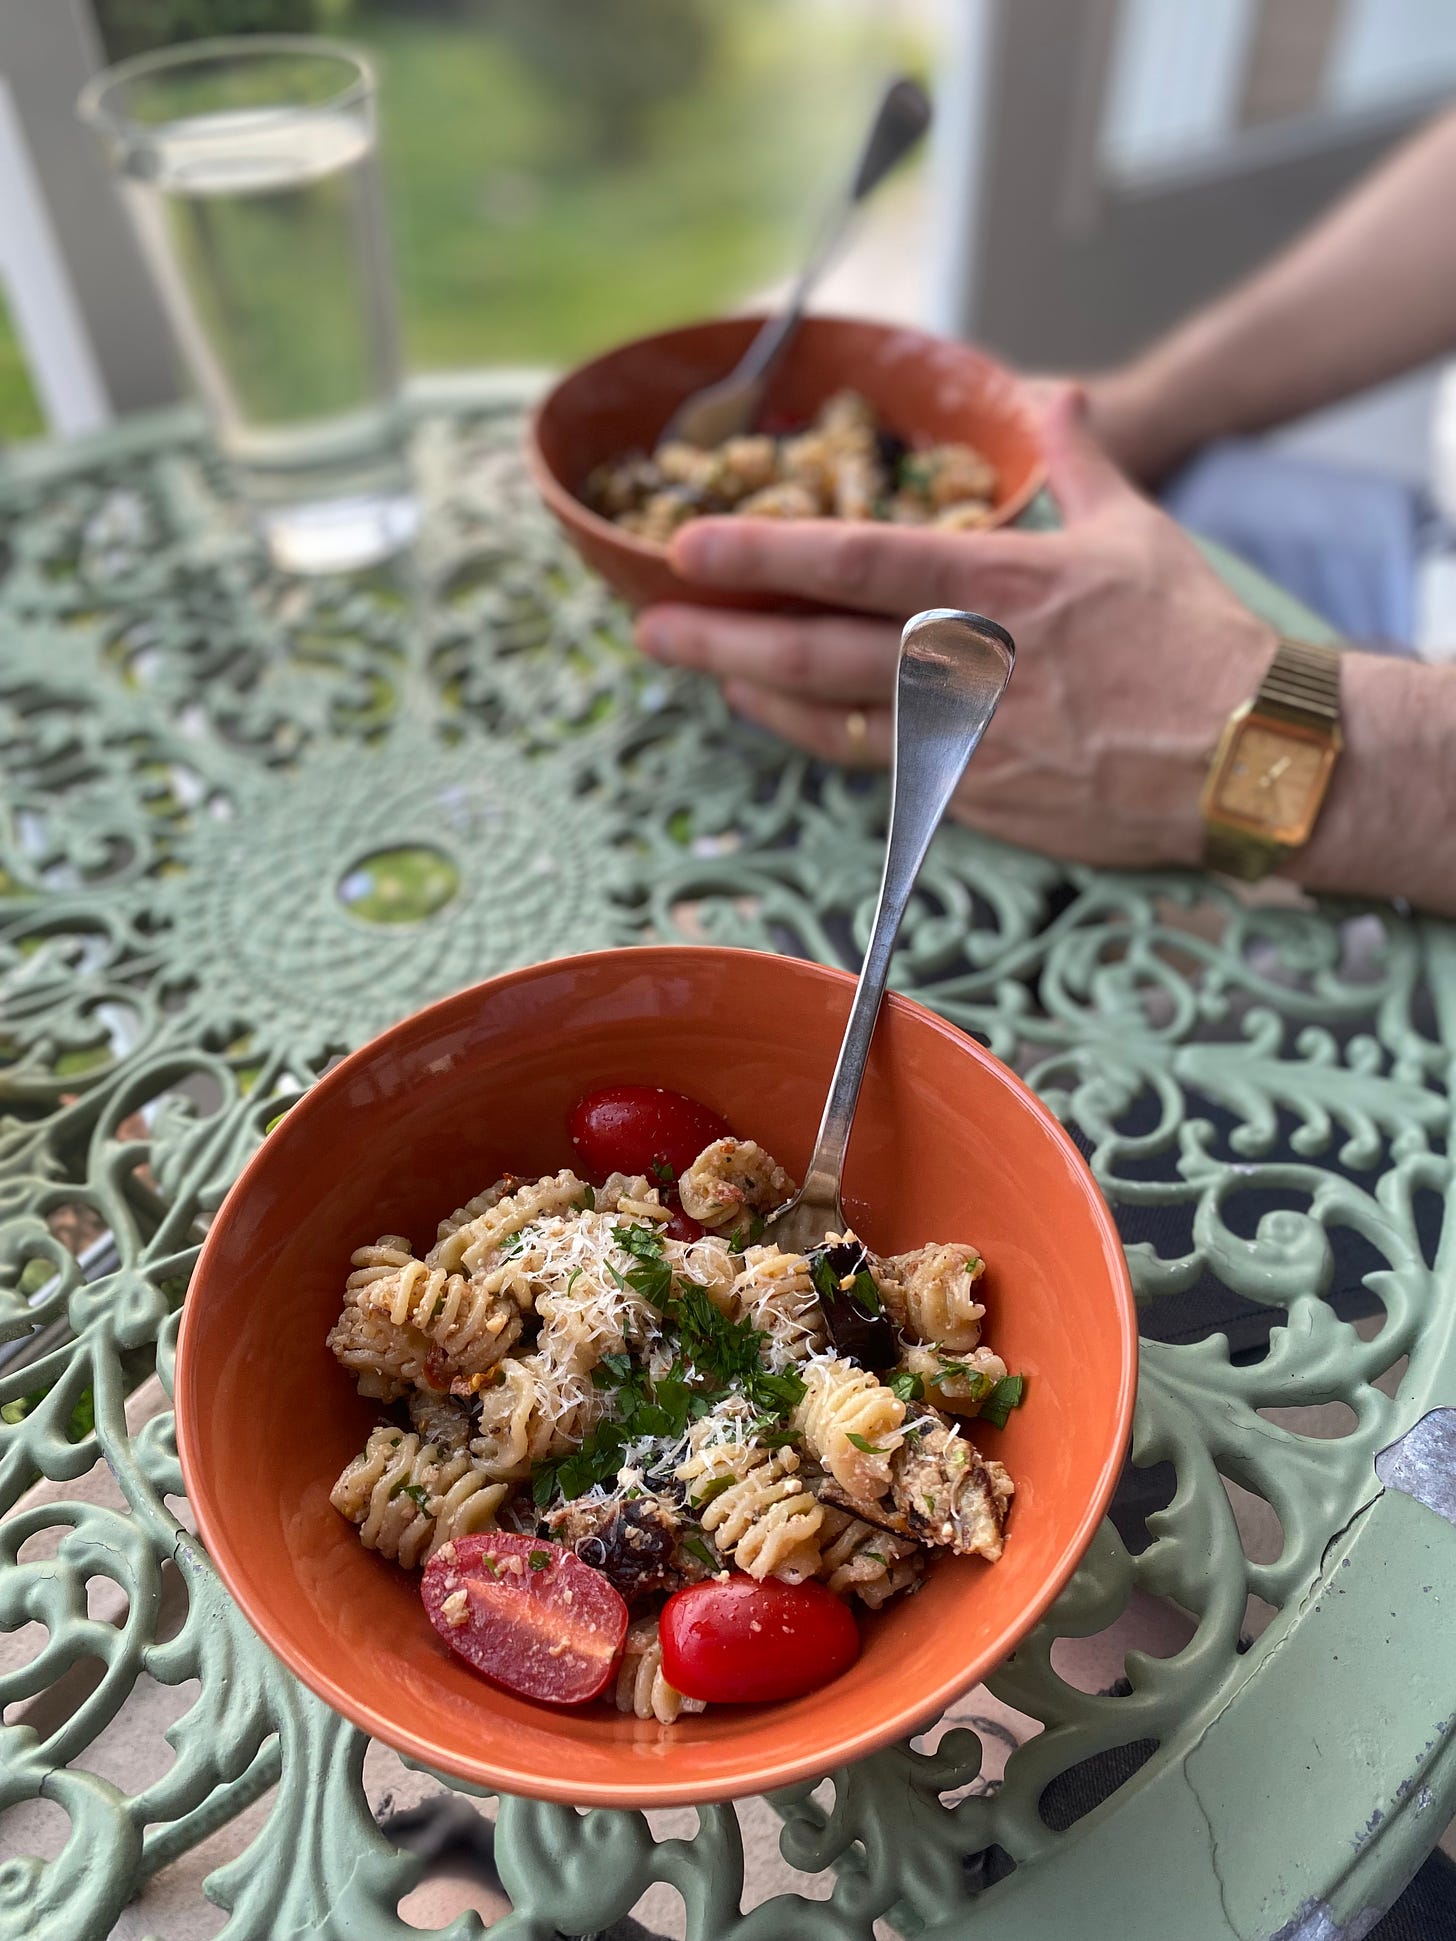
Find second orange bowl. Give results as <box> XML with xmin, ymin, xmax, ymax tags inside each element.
<box><xmin>527</xmin><ymin>315</ymin><xmax>1047</xmax><ymax>609</ymax></box>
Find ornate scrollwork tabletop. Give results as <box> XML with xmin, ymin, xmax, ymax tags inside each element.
<box><xmin>1</xmin><ymin>379</ymin><xmax>1453</xmax><ymax>1941</ymax></box>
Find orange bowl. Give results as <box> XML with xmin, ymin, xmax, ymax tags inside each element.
<box><xmin>175</xmin><ymin>947</ymin><xmax>1135</xmax><ymax>1807</ymax></box>
<box><xmin>526</xmin><ymin>314</ymin><xmax>1047</xmax><ymax>609</ymax></box>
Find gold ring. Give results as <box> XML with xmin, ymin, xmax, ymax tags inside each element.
<box><xmin>845</xmin><ymin>710</ymin><xmax>869</xmax><ymax>755</ymax></box>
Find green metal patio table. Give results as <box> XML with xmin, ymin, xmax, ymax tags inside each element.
<box><xmin>1</xmin><ymin>375</ymin><xmax>1454</xmax><ymax>1941</ymax></box>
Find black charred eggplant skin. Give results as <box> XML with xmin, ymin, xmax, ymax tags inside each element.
<box><xmin>806</xmin><ymin>1237</ymin><xmax>901</xmax><ymax>1371</ymax></box>
<box><xmin>540</xmin><ymin>1491</ymin><xmax>688</xmax><ymax>1603</ymax></box>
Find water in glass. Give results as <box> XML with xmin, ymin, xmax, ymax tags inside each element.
<box><xmin>84</xmin><ymin>40</ymin><xmax>416</xmax><ymax>573</ymax></box>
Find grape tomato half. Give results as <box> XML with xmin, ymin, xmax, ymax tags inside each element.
<box><xmin>421</xmin><ymin>1533</ymin><xmax>627</xmax><ymax>1705</ymax></box>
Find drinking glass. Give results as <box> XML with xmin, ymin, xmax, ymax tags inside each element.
<box><xmin>79</xmin><ymin>36</ymin><xmax>417</xmax><ymax>574</ymax></box>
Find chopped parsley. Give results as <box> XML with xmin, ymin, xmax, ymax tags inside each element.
<box><xmin>476</xmin><ymin>1551</ymin><xmax>500</xmax><ymax>1576</ymax></box>
<box><xmin>529</xmin><ymin>1220</ymin><xmax>811</xmax><ymax>1507</ymax></box>
<box><xmin>683</xmin><ymin>1535</ymin><xmax>718</xmax><ymax>1571</ymax></box>
<box><xmin>390</xmin><ymin>1481</ymin><xmax>429</xmax><ymax>1508</ymax></box>
<box><xmin>610</xmin><ymin>1221</ymin><xmax>675</xmax><ymax>1305</ymax></box>
<box><xmin>808</xmin><ymin>1249</ymin><xmax>881</xmax><ymax>1317</ymax></box>
<box><xmin>665</xmin><ymin>1280</ymin><xmax>805</xmax><ymax>1419</ymax></box>
<box><xmin>727</xmin><ymin>1214</ymin><xmax>765</xmax><ymax>1255</ymax></box>
<box><xmin>747</xmin><ymin>1420</ymin><xmax>800</xmax><ymax>1450</ymax></box>
<box><xmin>977</xmin><ymin>1373</ymin><xmax>1026</xmax><ymax>1430</ymax></box>
<box><xmin>850</xmin><ymin>1269</ymin><xmax>882</xmax><ymax>1316</ymax></box>
<box><xmin>616</xmin><ymin>1222</ymin><xmax>666</xmax><ymax>1262</ymax></box>
<box><xmin>533</xmin><ymin>1421</ymin><xmax>633</xmax><ymax>1505</ymax></box>
<box><xmin>691</xmin><ymin>1474</ymin><xmax>736</xmax><ymax>1509</ymax></box>
<box><xmin>498</xmin><ymin>1227</ymin><xmax>531</xmax><ymax>1259</ymax></box>
<box><xmin>846</xmin><ymin>1432</ymin><xmax>890</xmax><ymax>1455</ymax></box>
<box><xmin>591</xmin><ymin>1352</ymin><xmax>635</xmax><ymax>1390</ymax></box>
<box><xmin>573</xmin><ymin>1187</ymin><xmax>596</xmax><ymax>1213</ymax></box>
<box><xmin>590</xmin><ymin>1351</ymin><xmax>696</xmax><ymax>1438</ymax></box>
<box><xmin>808</xmin><ymin>1251</ymin><xmax>840</xmax><ymax>1305</ymax></box>
<box><xmin>650</xmin><ymin>1158</ymin><xmax>675</xmax><ymax>1185</ymax></box>
<box><xmin>889</xmin><ymin>1370</ymin><xmax>924</xmax><ymax>1404</ymax></box>
<box><xmin>528</xmin><ymin>1549</ymin><xmax>552</xmax><ymax>1570</ymax></box>
<box><xmin>924</xmin><ymin>1357</ymin><xmax>996</xmax><ymax>1403</ymax></box>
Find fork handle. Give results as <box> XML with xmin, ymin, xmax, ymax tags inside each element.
<box><xmin>725</xmin><ymin>78</ymin><xmax>932</xmax><ymax>401</ymax></box>
<box><xmin>795</xmin><ymin>611</ymin><xmax>1015</xmax><ymax>1213</ymax></box>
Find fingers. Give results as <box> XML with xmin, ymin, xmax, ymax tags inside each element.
<box><xmin>1040</xmin><ymin>383</ymin><xmax>1138</xmax><ymax>522</ymax></box>
<box><xmin>668</xmin><ymin>515</ymin><xmax>1044</xmax><ymax>617</ymax></box>
<box><xmin>636</xmin><ymin>605</ymin><xmax>899</xmax><ymax>702</ymax></box>
<box><xmin>721</xmin><ymin>681</ymin><xmax>892</xmax><ymax>769</ymax></box>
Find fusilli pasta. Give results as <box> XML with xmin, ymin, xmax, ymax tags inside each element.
<box><xmin>816</xmin><ymin>1506</ymin><xmax>924</xmax><ymax>1609</ymax></box>
<box><xmin>677</xmin><ymin>1139</ymin><xmax>795</xmax><ymax>1231</ymax></box>
<box><xmin>613</xmin><ymin>1615</ymin><xmax>705</xmax><ymax>1723</ymax></box>
<box><xmin>793</xmin><ymin>1354</ymin><xmax>905</xmax><ymax>1503</ymax></box>
<box><xmin>343</xmin><ymin>1232</ymin><xmax>528</xmax><ymax>1385</ymax></box>
<box><xmin>326</xmin><ymin>1237</ymin><xmax>434</xmax><ymax>1399</ymax></box>
<box><xmin>881</xmin><ymin>1242</ymin><xmax>986</xmax><ymax>1351</ymax></box>
<box><xmin>677</xmin><ymin>1412</ymin><xmax>824</xmax><ymax>1582</ymax></box>
<box><xmin>330</xmin><ymin>1426</ymin><xmax>509</xmax><ymax>1567</ymax></box>
<box><xmin>427</xmin><ymin>1169</ymin><xmax>590</xmax><ymax>1275</ymax></box>
<box><xmin>731</xmin><ymin>1244</ymin><xmax>826</xmax><ymax>1365</ymax></box>
<box><xmin>433</xmin><ymin>1178</ymin><xmax>513</xmax><ymax>1246</ymax></box>
<box><xmin>664</xmin><ymin>1231</ymin><xmax>737</xmax><ymax>1312</ymax></box>
<box><xmin>469</xmin><ymin>1352</ymin><xmax>604</xmax><ymax>1480</ymax></box>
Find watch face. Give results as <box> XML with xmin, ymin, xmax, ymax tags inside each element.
<box><xmin>1212</xmin><ymin>721</ymin><xmax>1334</xmax><ymax>840</ymax></box>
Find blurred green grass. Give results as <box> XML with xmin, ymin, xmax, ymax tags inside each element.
<box><xmin>1</xmin><ymin>3</ymin><xmax>924</xmax><ymax>441</ymax></box>
<box><xmin>359</xmin><ymin>4</ymin><xmax>924</xmax><ymax>368</ymax></box>
<box><xmin>0</xmin><ymin>295</ymin><xmax>46</xmax><ymax>441</ymax></box>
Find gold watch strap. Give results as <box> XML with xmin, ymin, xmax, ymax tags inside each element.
<box><xmin>1255</xmin><ymin>636</ymin><xmax>1341</xmax><ymax>728</ymax></box>
<box><xmin>1203</xmin><ymin>816</ymin><xmax>1281</xmax><ymax>881</ymax></box>
<box><xmin>1202</xmin><ymin>637</ymin><xmax>1341</xmax><ymax>880</ymax></box>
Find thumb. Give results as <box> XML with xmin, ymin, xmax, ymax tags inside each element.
<box><xmin>1041</xmin><ymin>383</ymin><xmax>1137</xmax><ymax>523</ymax></box>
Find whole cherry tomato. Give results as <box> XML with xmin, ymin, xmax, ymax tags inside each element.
<box><xmin>659</xmin><ymin>1573</ymin><xmax>860</xmax><ymax>1704</ymax></box>
<box><xmin>421</xmin><ymin>1533</ymin><xmax>627</xmax><ymax>1705</ymax></box>
<box><xmin>569</xmin><ymin>1085</ymin><xmax>730</xmax><ymax>1184</ymax></box>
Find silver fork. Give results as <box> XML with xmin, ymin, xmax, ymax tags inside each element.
<box><xmin>660</xmin><ymin>76</ymin><xmax>932</xmax><ymax>449</ymax></box>
<box><xmin>760</xmin><ymin>610</ymin><xmax>1015</xmax><ymax>1283</ymax></box>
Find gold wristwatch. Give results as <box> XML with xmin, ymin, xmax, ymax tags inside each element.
<box><xmin>1201</xmin><ymin>637</ymin><xmax>1342</xmax><ymax>881</ymax></box>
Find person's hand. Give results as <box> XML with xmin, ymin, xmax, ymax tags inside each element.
<box><xmin>634</xmin><ymin>386</ymin><xmax>1276</xmax><ymax>872</ymax></box>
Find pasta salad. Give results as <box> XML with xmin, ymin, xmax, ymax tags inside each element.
<box><xmin>326</xmin><ymin>1085</ymin><xmax>1023</xmax><ymax>1719</ymax></box>
<box><xmin>586</xmin><ymin>389</ymin><xmax>999</xmax><ymax>543</ymax></box>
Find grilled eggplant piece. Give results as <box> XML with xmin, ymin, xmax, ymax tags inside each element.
<box><xmin>891</xmin><ymin>1421</ymin><xmax>1013</xmax><ymax>1561</ymax></box>
<box><xmin>407</xmin><ymin>1388</ymin><xmax>475</xmax><ymax>1455</ymax></box>
<box><xmin>812</xmin><ymin>1476</ymin><xmax>915</xmax><ymax>1540</ymax></box>
<box><xmin>540</xmin><ymin>1491</ymin><xmax>691</xmax><ymax>1604</ymax></box>
<box><xmin>813</xmin><ymin>1419</ymin><xmax>1013</xmax><ymax>1562</ymax></box>
<box><xmin>806</xmin><ymin>1236</ymin><xmax>900</xmax><ymax>1371</ymax></box>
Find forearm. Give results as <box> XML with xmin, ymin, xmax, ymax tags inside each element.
<box><xmin>1090</xmin><ymin>109</ymin><xmax>1456</xmax><ymax>479</ymax></box>
<box><xmin>1291</xmin><ymin>653</ymin><xmax>1456</xmax><ymax>915</ymax></box>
